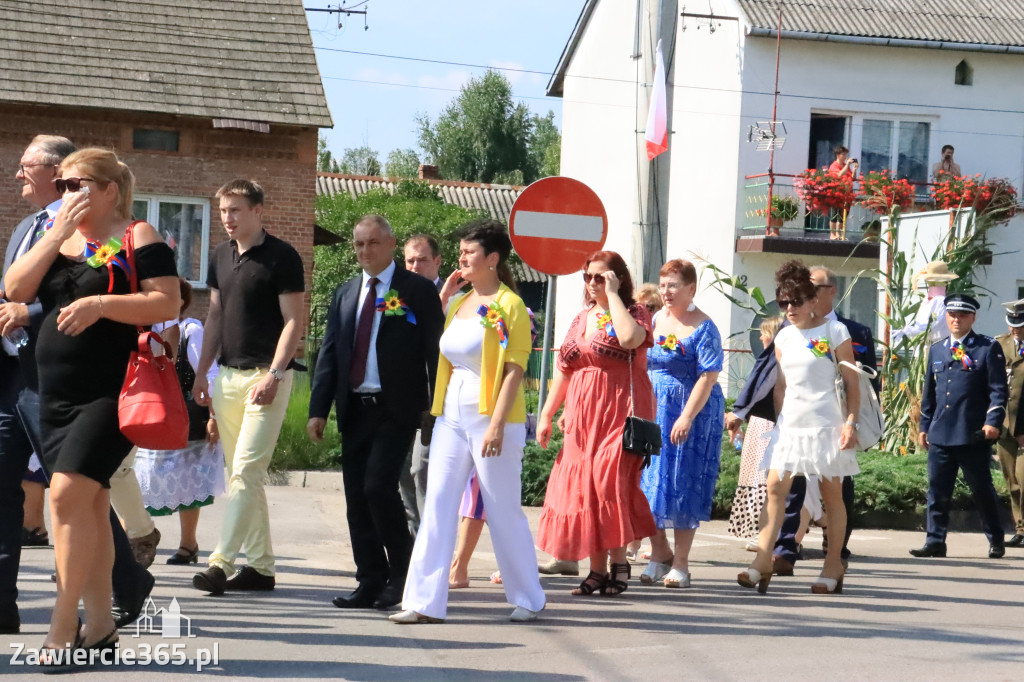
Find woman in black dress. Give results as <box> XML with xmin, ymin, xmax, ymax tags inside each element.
<box><xmin>5</xmin><ymin>148</ymin><xmax>179</xmax><ymax>660</ymax></box>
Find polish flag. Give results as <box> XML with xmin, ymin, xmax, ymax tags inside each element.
<box><xmin>645</xmin><ymin>40</ymin><xmax>668</xmax><ymax>161</ymax></box>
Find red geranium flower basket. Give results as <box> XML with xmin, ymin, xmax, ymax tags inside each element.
<box><xmin>858</xmin><ymin>170</ymin><xmax>915</xmax><ymax>214</ymax></box>
<box><xmin>795</xmin><ymin>168</ymin><xmax>855</xmax><ymax>214</ymax></box>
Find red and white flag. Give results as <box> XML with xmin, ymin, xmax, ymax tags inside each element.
<box><xmin>645</xmin><ymin>40</ymin><xmax>668</xmax><ymax>161</ymax></box>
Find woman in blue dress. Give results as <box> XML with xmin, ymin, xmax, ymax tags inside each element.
<box><xmin>640</xmin><ymin>259</ymin><xmax>725</xmax><ymax>588</ymax></box>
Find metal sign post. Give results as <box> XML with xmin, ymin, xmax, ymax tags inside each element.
<box><xmin>537</xmin><ymin>275</ymin><xmax>557</xmax><ymax>411</ymax></box>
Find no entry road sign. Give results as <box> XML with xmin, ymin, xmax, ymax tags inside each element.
<box><xmin>509</xmin><ymin>176</ymin><xmax>608</xmax><ymax>276</ymax></box>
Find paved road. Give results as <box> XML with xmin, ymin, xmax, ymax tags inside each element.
<box><xmin>3</xmin><ymin>473</ymin><xmax>1021</xmax><ymax>680</ymax></box>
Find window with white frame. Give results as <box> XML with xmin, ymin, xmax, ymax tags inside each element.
<box><xmin>132</xmin><ymin>196</ymin><xmax>211</xmax><ymax>285</ymax></box>
<box><xmin>859</xmin><ymin>118</ymin><xmax>932</xmax><ymax>186</ymax></box>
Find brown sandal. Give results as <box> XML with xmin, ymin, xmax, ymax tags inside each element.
<box><xmin>571</xmin><ymin>570</ymin><xmax>607</xmax><ymax>596</ymax></box>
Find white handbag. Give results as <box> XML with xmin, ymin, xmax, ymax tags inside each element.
<box><xmin>829</xmin><ymin>324</ymin><xmax>885</xmax><ymax>450</ymax></box>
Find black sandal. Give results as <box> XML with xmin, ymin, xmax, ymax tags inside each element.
<box><xmin>602</xmin><ymin>562</ymin><xmax>630</xmax><ymax>596</ymax></box>
<box><xmin>571</xmin><ymin>570</ymin><xmax>608</xmax><ymax>596</ymax></box>
<box><xmin>166</xmin><ymin>545</ymin><xmax>199</xmax><ymax>565</ymax></box>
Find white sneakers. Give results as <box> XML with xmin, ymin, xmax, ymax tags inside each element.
<box><xmin>509</xmin><ymin>606</ymin><xmax>540</xmax><ymax>622</ymax></box>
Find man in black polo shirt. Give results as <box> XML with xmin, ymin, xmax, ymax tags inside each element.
<box><xmin>191</xmin><ymin>179</ymin><xmax>305</xmax><ymax>595</ymax></box>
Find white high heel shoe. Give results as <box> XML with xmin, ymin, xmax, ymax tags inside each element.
<box><xmin>736</xmin><ymin>567</ymin><xmax>772</xmax><ymax>594</ymax></box>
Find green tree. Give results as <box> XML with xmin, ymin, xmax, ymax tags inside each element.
<box><xmin>317</xmin><ymin>135</ymin><xmax>341</xmax><ymax>173</ymax></box>
<box><xmin>385</xmin><ymin>148</ymin><xmax>421</xmax><ymax>178</ymax></box>
<box><xmin>417</xmin><ymin>70</ymin><xmax>535</xmax><ymax>184</ymax></box>
<box><xmin>531</xmin><ymin>111</ymin><xmax>561</xmax><ymax>178</ymax></box>
<box><xmin>339</xmin><ymin>146</ymin><xmax>382</xmax><ymax>176</ymax></box>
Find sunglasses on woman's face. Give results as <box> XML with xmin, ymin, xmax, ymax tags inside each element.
<box><xmin>777</xmin><ymin>299</ymin><xmax>805</xmax><ymax>309</ymax></box>
<box><xmin>55</xmin><ymin>177</ymin><xmax>94</xmax><ymax>193</ymax></box>
<box><xmin>582</xmin><ymin>272</ymin><xmax>606</xmax><ymax>284</ymax></box>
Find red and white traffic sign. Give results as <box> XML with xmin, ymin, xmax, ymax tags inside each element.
<box><xmin>509</xmin><ymin>176</ymin><xmax>607</xmax><ymax>276</ymax></box>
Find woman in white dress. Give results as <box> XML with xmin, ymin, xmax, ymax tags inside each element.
<box><xmin>737</xmin><ymin>261</ymin><xmax>860</xmax><ymax>595</ymax></box>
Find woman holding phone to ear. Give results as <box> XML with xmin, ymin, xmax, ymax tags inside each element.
<box><xmin>536</xmin><ymin>250</ymin><xmax>656</xmax><ymax>597</ymax></box>
<box><xmin>4</xmin><ymin>148</ymin><xmax>179</xmax><ymax>665</ymax></box>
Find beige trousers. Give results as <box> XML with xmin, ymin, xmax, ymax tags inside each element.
<box><xmin>208</xmin><ymin>367</ymin><xmax>293</xmax><ymax>576</ymax></box>
<box><xmin>109</xmin><ymin>447</ymin><xmax>156</xmax><ymax>539</ymax></box>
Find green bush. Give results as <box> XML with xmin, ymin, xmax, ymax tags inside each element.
<box><xmin>270</xmin><ymin>373</ymin><xmax>341</xmax><ymax>472</ymax></box>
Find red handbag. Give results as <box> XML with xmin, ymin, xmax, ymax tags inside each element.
<box><xmin>117</xmin><ymin>223</ymin><xmax>189</xmax><ymax>449</ymax></box>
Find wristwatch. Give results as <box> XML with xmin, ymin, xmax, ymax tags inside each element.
<box><xmin>268</xmin><ymin>368</ymin><xmax>284</xmax><ymax>382</ymax></box>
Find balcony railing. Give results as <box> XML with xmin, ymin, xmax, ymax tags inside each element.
<box><xmin>741</xmin><ymin>173</ymin><xmax>933</xmax><ymax>240</ymax></box>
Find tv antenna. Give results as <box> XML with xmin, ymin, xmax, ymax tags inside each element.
<box><xmin>305</xmin><ymin>2</ymin><xmax>370</xmax><ymax>30</ymax></box>
<box><xmin>748</xmin><ymin>121</ymin><xmax>787</xmax><ymax>151</ymax></box>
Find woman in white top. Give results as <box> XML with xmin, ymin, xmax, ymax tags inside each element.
<box><xmin>738</xmin><ymin>261</ymin><xmax>860</xmax><ymax>595</ymax></box>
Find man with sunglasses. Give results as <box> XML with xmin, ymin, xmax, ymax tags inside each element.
<box><xmin>2</xmin><ymin>136</ymin><xmax>156</xmax><ymax>635</ymax></box>
<box><xmin>771</xmin><ymin>266</ymin><xmax>877</xmax><ymax>577</ymax></box>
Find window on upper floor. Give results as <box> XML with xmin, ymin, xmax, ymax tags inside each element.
<box><xmin>955</xmin><ymin>60</ymin><xmax>973</xmax><ymax>86</ymax></box>
<box><xmin>859</xmin><ymin>118</ymin><xmax>931</xmax><ymax>187</ymax></box>
<box><xmin>132</xmin><ymin>196</ymin><xmax>210</xmax><ymax>286</ymax></box>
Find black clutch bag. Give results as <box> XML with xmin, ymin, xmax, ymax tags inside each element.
<box><xmin>622</xmin><ymin>350</ymin><xmax>662</xmax><ymax>460</ymax></box>
<box><xmin>622</xmin><ymin>415</ymin><xmax>662</xmax><ymax>456</ymax></box>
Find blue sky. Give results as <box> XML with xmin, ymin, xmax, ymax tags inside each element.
<box><xmin>306</xmin><ymin>1</ymin><xmax>586</xmax><ymax>166</ymax></box>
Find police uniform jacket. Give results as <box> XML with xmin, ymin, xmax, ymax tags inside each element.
<box><xmin>920</xmin><ymin>330</ymin><xmax>1007</xmax><ymax>446</ymax></box>
<box><xmin>996</xmin><ymin>332</ymin><xmax>1024</xmax><ymax>436</ymax></box>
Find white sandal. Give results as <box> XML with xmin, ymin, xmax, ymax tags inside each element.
<box><xmin>663</xmin><ymin>568</ymin><xmax>691</xmax><ymax>588</ymax></box>
<box><xmin>639</xmin><ymin>560</ymin><xmax>671</xmax><ymax>585</ymax></box>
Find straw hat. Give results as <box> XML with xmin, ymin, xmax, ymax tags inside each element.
<box><xmin>911</xmin><ymin>261</ymin><xmax>959</xmax><ymax>289</ymax></box>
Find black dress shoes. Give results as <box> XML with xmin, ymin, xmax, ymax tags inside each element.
<box><xmin>193</xmin><ymin>566</ymin><xmax>228</xmax><ymax>595</ymax></box>
<box><xmin>1005</xmin><ymin>533</ymin><xmax>1024</xmax><ymax>548</ymax></box>
<box><xmin>909</xmin><ymin>543</ymin><xmax>947</xmax><ymax>558</ymax></box>
<box><xmin>988</xmin><ymin>544</ymin><xmax>1006</xmax><ymax>559</ymax></box>
<box><xmin>0</xmin><ymin>610</ymin><xmax>20</xmax><ymax>635</ymax></box>
<box><xmin>373</xmin><ymin>581</ymin><xmax>404</xmax><ymax>610</ymax></box>
<box><xmin>225</xmin><ymin>566</ymin><xmax>275</xmax><ymax>591</ymax></box>
<box><xmin>112</xmin><ymin>570</ymin><xmax>156</xmax><ymax>628</ymax></box>
<box><xmin>332</xmin><ymin>583</ymin><xmax>382</xmax><ymax>609</ymax></box>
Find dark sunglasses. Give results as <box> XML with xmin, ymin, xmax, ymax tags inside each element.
<box><xmin>777</xmin><ymin>299</ymin><xmax>805</xmax><ymax>309</ymax></box>
<box><xmin>582</xmin><ymin>272</ymin><xmax>606</xmax><ymax>284</ymax></box>
<box><xmin>55</xmin><ymin>177</ymin><xmax>94</xmax><ymax>193</ymax></box>
<box><xmin>645</xmin><ymin>304</ymin><xmax>659</xmax><ymax>314</ymax></box>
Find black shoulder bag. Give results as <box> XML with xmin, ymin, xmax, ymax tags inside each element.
<box><xmin>622</xmin><ymin>349</ymin><xmax>662</xmax><ymax>465</ymax></box>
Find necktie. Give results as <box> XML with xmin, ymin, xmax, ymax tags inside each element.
<box><xmin>15</xmin><ymin>211</ymin><xmax>48</xmax><ymax>261</ymax></box>
<box><xmin>349</xmin><ymin>276</ymin><xmax>380</xmax><ymax>387</ymax></box>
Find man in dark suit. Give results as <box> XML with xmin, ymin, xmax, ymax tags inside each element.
<box><xmin>398</xmin><ymin>234</ymin><xmax>443</xmax><ymax>536</ymax></box>
<box><xmin>308</xmin><ymin>215</ymin><xmax>443</xmax><ymax>609</ymax></box>
<box><xmin>1</xmin><ymin>136</ymin><xmax>155</xmax><ymax>633</ymax></box>
<box><xmin>912</xmin><ymin>293</ymin><xmax>1007</xmax><ymax>559</ymax></box>
<box><xmin>772</xmin><ymin>266</ymin><xmax>878</xmax><ymax>575</ymax></box>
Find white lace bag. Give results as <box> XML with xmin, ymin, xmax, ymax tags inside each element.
<box><xmin>829</xmin><ymin>323</ymin><xmax>885</xmax><ymax>450</ymax></box>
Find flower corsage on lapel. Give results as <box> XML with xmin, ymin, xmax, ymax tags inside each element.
<box><xmin>477</xmin><ymin>302</ymin><xmax>509</xmax><ymax>348</ymax></box>
<box><xmin>655</xmin><ymin>334</ymin><xmax>683</xmax><ymax>354</ymax></box>
<box><xmin>596</xmin><ymin>311</ymin><xmax>616</xmax><ymax>337</ymax></box>
<box><xmin>807</xmin><ymin>337</ymin><xmax>832</xmax><ymax>359</ymax></box>
<box><xmin>376</xmin><ymin>289</ymin><xmax>417</xmax><ymax>324</ymax></box>
<box><xmin>951</xmin><ymin>343</ymin><xmax>974</xmax><ymax>369</ymax></box>
<box><xmin>85</xmin><ymin>237</ymin><xmax>131</xmax><ymax>293</ymax></box>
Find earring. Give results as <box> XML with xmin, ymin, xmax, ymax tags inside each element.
<box><xmin>686</xmin><ymin>302</ymin><xmax>696</xmax><ymax>312</ymax></box>
<box><xmin>810</xmin><ymin>311</ymin><xmax>816</xmax><ymax>320</ymax></box>
<box><xmin>489</xmin><ymin>266</ymin><xmax>495</xmax><ymax>270</ymax></box>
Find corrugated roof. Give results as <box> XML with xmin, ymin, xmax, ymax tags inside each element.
<box><xmin>738</xmin><ymin>0</ymin><xmax>1024</xmax><ymax>47</ymax></box>
<box><xmin>316</xmin><ymin>173</ymin><xmax>546</xmax><ymax>283</ymax></box>
<box><xmin>0</xmin><ymin>0</ymin><xmax>332</xmax><ymax>127</ymax></box>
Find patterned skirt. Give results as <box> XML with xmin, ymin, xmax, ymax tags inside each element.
<box><xmin>727</xmin><ymin>416</ymin><xmax>773</xmax><ymax>539</ymax></box>
<box><xmin>134</xmin><ymin>441</ymin><xmax>225</xmax><ymax>516</ymax></box>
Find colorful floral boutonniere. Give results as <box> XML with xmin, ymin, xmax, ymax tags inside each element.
<box><xmin>85</xmin><ymin>237</ymin><xmax>131</xmax><ymax>293</ymax></box>
<box><xmin>951</xmin><ymin>344</ymin><xmax>974</xmax><ymax>369</ymax></box>
<box><xmin>477</xmin><ymin>302</ymin><xmax>509</xmax><ymax>348</ymax></box>
<box><xmin>375</xmin><ymin>289</ymin><xmax>417</xmax><ymax>323</ymax></box>
<box><xmin>656</xmin><ymin>334</ymin><xmax>683</xmax><ymax>354</ymax></box>
<box><xmin>807</xmin><ymin>337</ymin><xmax>831</xmax><ymax>359</ymax></box>
<box><xmin>596</xmin><ymin>311</ymin><xmax>616</xmax><ymax>337</ymax></box>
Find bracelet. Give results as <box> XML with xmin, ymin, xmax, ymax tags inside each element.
<box><xmin>97</xmin><ymin>295</ymin><xmax>103</xmax><ymax>317</ymax></box>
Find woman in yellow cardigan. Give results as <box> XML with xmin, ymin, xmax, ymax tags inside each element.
<box><xmin>391</xmin><ymin>220</ymin><xmax>546</xmax><ymax>624</ymax></box>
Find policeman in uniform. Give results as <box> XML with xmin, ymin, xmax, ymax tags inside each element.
<box><xmin>912</xmin><ymin>293</ymin><xmax>1007</xmax><ymax>559</ymax></box>
<box><xmin>994</xmin><ymin>299</ymin><xmax>1024</xmax><ymax>547</ymax></box>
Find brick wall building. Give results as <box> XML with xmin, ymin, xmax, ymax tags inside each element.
<box><xmin>1</xmin><ymin>0</ymin><xmax>331</xmax><ymax>328</ymax></box>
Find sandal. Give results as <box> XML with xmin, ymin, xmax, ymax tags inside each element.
<box><xmin>490</xmin><ymin>571</ymin><xmax>502</xmax><ymax>585</ymax></box>
<box><xmin>22</xmin><ymin>527</ymin><xmax>49</xmax><ymax>547</ymax></box>
<box><xmin>166</xmin><ymin>545</ymin><xmax>199</xmax><ymax>565</ymax></box>
<box><xmin>602</xmin><ymin>562</ymin><xmax>630</xmax><ymax>596</ymax></box>
<box><xmin>571</xmin><ymin>570</ymin><xmax>607</xmax><ymax>596</ymax></box>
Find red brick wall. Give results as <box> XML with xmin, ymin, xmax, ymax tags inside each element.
<box><xmin>0</xmin><ymin>103</ymin><xmax>317</xmax><ymax>354</ymax></box>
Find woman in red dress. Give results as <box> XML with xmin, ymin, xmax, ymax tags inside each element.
<box><xmin>536</xmin><ymin>251</ymin><xmax>656</xmax><ymax>595</ymax></box>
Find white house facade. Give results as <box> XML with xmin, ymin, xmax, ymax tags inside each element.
<box><xmin>549</xmin><ymin>0</ymin><xmax>1024</xmax><ymax>391</ymax></box>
